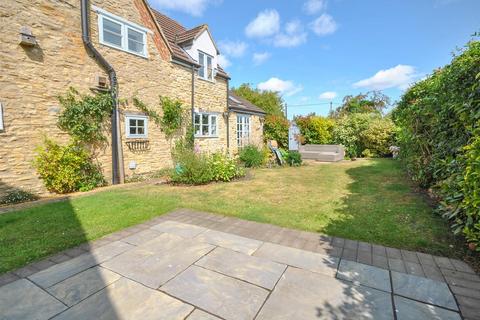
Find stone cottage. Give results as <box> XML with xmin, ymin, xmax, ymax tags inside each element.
<box><xmin>0</xmin><ymin>0</ymin><xmax>265</xmax><ymax>197</ymax></box>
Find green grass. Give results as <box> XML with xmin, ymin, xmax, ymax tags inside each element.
<box><xmin>0</xmin><ymin>159</ymin><xmax>458</xmax><ymax>273</ymax></box>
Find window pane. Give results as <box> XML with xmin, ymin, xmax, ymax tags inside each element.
<box><xmin>129</xmin><ymin>119</ymin><xmax>136</xmax><ymax>127</ymax></box>
<box><xmin>202</xmin><ymin>125</ymin><xmax>209</xmax><ymax>135</ymax></box>
<box><xmin>207</xmin><ymin>56</ymin><xmax>212</xmax><ymax>80</ymax></box>
<box><xmin>194</xmin><ymin>124</ymin><xmax>201</xmax><ymax>135</ymax></box>
<box><xmin>103</xmin><ymin>19</ymin><xmax>122</xmax><ymax>47</ymax></box>
<box><xmin>194</xmin><ymin>114</ymin><xmax>200</xmax><ymax>125</ymax></box>
<box><xmin>202</xmin><ymin>114</ymin><xmax>209</xmax><ymax>125</ymax></box>
<box><xmin>198</xmin><ymin>52</ymin><xmax>205</xmax><ymax>78</ymax></box>
<box><xmin>128</xmin><ymin>28</ymin><xmax>144</xmax><ymax>54</ymax></box>
<box><xmin>137</xmin><ymin>119</ymin><xmax>145</xmax><ymax>127</ymax></box>
<box><xmin>129</xmin><ymin>126</ymin><xmax>136</xmax><ymax>135</ymax></box>
<box><xmin>210</xmin><ymin>115</ymin><xmax>217</xmax><ymax>135</ymax></box>
<box><xmin>137</xmin><ymin>127</ymin><xmax>144</xmax><ymax>134</ymax></box>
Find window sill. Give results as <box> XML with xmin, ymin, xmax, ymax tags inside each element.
<box><xmin>126</xmin><ymin>136</ymin><xmax>148</xmax><ymax>140</ymax></box>
<box><xmin>100</xmin><ymin>41</ymin><xmax>149</xmax><ymax>59</ymax></box>
<box><xmin>194</xmin><ymin>135</ymin><xmax>219</xmax><ymax>139</ymax></box>
<box><xmin>197</xmin><ymin>76</ymin><xmax>215</xmax><ymax>84</ymax></box>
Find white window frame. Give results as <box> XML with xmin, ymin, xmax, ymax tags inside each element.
<box><xmin>198</xmin><ymin>50</ymin><xmax>214</xmax><ymax>81</ymax></box>
<box><xmin>237</xmin><ymin>114</ymin><xmax>250</xmax><ymax>148</ymax></box>
<box><xmin>194</xmin><ymin>112</ymin><xmax>218</xmax><ymax>137</ymax></box>
<box><xmin>125</xmin><ymin>115</ymin><xmax>148</xmax><ymax>139</ymax></box>
<box><xmin>0</xmin><ymin>102</ymin><xmax>4</xmax><ymax>131</ymax></box>
<box><xmin>94</xmin><ymin>6</ymin><xmax>149</xmax><ymax>58</ymax></box>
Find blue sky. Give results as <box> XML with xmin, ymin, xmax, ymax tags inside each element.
<box><xmin>150</xmin><ymin>0</ymin><xmax>479</xmax><ymax>118</ymax></box>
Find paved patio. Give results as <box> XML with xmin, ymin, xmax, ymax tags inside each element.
<box><xmin>1</xmin><ymin>209</ymin><xmax>479</xmax><ymax>320</ymax></box>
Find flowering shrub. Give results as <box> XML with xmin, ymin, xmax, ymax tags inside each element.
<box><xmin>209</xmin><ymin>153</ymin><xmax>245</xmax><ymax>182</ymax></box>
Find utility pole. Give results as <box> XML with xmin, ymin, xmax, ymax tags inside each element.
<box><xmin>285</xmin><ymin>103</ymin><xmax>288</xmax><ymax>119</ymax></box>
<box><xmin>329</xmin><ymin>101</ymin><xmax>333</xmax><ymax>115</ymax></box>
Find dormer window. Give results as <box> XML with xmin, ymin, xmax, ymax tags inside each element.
<box><xmin>198</xmin><ymin>51</ymin><xmax>214</xmax><ymax>81</ymax></box>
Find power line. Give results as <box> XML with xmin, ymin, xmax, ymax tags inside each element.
<box><xmin>287</xmin><ymin>102</ymin><xmax>342</xmax><ymax>107</ymax></box>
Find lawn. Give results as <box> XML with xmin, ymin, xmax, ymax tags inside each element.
<box><xmin>0</xmin><ymin>159</ymin><xmax>458</xmax><ymax>273</ymax></box>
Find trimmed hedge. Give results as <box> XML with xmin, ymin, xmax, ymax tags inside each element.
<box><xmin>392</xmin><ymin>40</ymin><xmax>480</xmax><ymax>250</ymax></box>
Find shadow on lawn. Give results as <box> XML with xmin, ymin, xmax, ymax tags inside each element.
<box><xmin>321</xmin><ymin>159</ymin><xmax>455</xmax><ymax>255</ymax></box>
<box><xmin>0</xmin><ymin>181</ymin><xmax>120</xmax><ymax>319</ymax></box>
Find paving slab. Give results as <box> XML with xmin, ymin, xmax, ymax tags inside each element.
<box><xmin>394</xmin><ymin>296</ymin><xmax>461</xmax><ymax>320</ymax></box>
<box><xmin>0</xmin><ymin>279</ymin><xmax>67</xmax><ymax>320</ymax></box>
<box><xmin>392</xmin><ymin>271</ymin><xmax>458</xmax><ymax>310</ymax></box>
<box><xmin>256</xmin><ymin>267</ymin><xmax>394</xmax><ymax>320</ymax></box>
<box><xmin>337</xmin><ymin>259</ymin><xmax>391</xmax><ymax>292</ymax></box>
<box><xmin>195</xmin><ymin>229</ymin><xmax>263</xmax><ymax>255</ymax></box>
<box><xmin>195</xmin><ymin>247</ymin><xmax>286</xmax><ymax>290</ymax></box>
<box><xmin>29</xmin><ymin>241</ymin><xmax>133</xmax><ymax>288</ymax></box>
<box><xmin>161</xmin><ymin>265</ymin><xmax>269</xmax><ymax>320</ymax></box>
<box><xmin>187</xmin><ymin>309</ymin><xmax>222</xmax><ymax>320</ymax></box>
<box><xmin>52</xmin><ymin>277</ymin><xmax>193</xmax><ymax>320</ymax></box>
<box><xmin>47</xmin><ymin>267</ymin><xmax>121</xmax><ymax>306</ymax></box>
<box><xmin>120</xmin><ymin>228</ymin><xmax>162</xmax><ymax>246</ymax></box>
<box><xmin>151</xmin><ymin>221</ymin><xmax>206</xmax><ymax>238</ymax></box>
<box><xmin>253</xmin><ymin>242</ymin><xmax>339</xmax><ymax>277</ymax></box>
<box><xmin>102</xmin><ymin>237</ymin><xmax>214</xmax><ymax>289</ymax></box>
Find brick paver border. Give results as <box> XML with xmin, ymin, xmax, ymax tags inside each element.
<box><xmin>1</xmin><ymin>208</ymin><xmax>479</xmax><ymax>319</ymax></box>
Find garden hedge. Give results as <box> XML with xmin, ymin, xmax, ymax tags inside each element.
<box><xmin>392</xmin><ymin>40</ymin><xmax>480</xmax><ymax>250</ymax></box>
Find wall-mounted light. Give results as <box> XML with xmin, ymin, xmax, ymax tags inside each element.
<box><xmin>19</xmin><ymin>26</ymin><xmax>37</xmax><ymax>47</ymax></box>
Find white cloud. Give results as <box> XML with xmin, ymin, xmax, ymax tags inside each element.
<box><xmin>310</xmin><ymin>14</ymin><xmax>338</xmax><ymax>36</ymax></box>
<box><xmin>273</xmin><ymin>20</ymin><xmax>307</xmax><ymax>48</ymax></box>
<box><xmin>303</xmin><ymin>0</ymin><xmax>326</xmax><ymax>15</ymax></box>
<box><xmin>257</xmin><ymin>77</ymin><xmax>303</xmax><ymax>97</ymax></box>
<box><xmin>245</xmin><ymin>9</ymin><xmax>280</xmax><ymax>38</ymax></box>
<box><xmin>353</xmin><ymin>65</ymin><xmax>418</xmax><ymax>90</ymax></box>
<box><xmin>217</xmin><ymin>55</ymin><xmax>231</xmax><ymax>69</ymax></box>
<box><xmin>253</xmin><ymin>52</ymin><xmax>271</xmax><ymax>65</ymax></box>
<box><xmin>150</xmin><ymin>0</ymin><xmax>220</xmax><ymax>17</ymax></box>
<box><xmin>319</xmin><ymin>91</ymin><xmax>337</xmax><ymax>100</ymax></box>
<box><xmin>218</xmin><ymin>40</ymin><xmax>248</xmax><ymax>58</ymax></box>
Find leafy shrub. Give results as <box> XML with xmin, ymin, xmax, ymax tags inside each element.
<box><xmin>285</xmin><ymin>151</ymin><xmax>302</xmax><ymax>166</ymax></box>
<box><xmin>33</xmin><ymin>138</ymin><xmax>105</xmax><ymax>193</ymax></box>
<box><xmin>209</xmin><ymin>153</ymin><xmax>245</xmax><ymax>182</ymax></box>
<box><xmin>295</xmin><ymin>115</ymin><xmax>335</xmax><ymax>144</ymax></box>
<box><xmin>331</xmin><ymin>113</ymin><xmax>373</xmax><ymax>158</ymax></box>
<box><xmin>392</xmin><ymin>39</ymin><xmax>480</xmax><ymax>250</ymax></box>
<box><xmin>0</xmin><ymin>189</ymin><xmax>39</xmax><ymax>205</ymax></box>
<box><xmin>170</xmin><ymin>148</ymin><xmax>213</xmax><ymax>185</ymax></box>
<box><xmin>239</xmin><ymin>145</ymin><xmax>265</xmax><ymax>168</ymax></box>
<box><xmin>264</xmin><ymin>115</ymin><xmax>289</xmax><ymax>149</ymax></box>
<box><xmin>359</xmin><ymin>117</ymin><xmax>396</xmax><ymax>157</ymax></box>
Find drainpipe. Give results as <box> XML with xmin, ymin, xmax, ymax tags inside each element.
<box><xmin>81</xmin><ymin>0</ymin><xmax>124</xmax><ymax>184</ymax></box>
<box><xmin>191</xmin><ymin>64</ymin><xmax>195</xmax><ymax>148</ymax></box>
<box><xmin>226</xmin><ymin>80</ymin><xmax>230</xmax><ymax>153</ymax></box>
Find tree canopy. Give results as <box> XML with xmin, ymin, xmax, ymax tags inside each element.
<box><xmin>331</xmin><ymin>91</ymin><xmax>390</xmax><ymax>118</ymax></box>
<box><xmin>232</xmin><ymin>84</ymin><xmax>285</xmax><ymax>117</ymax></box>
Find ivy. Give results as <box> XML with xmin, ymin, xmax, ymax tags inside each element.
<box><xmin>132</xmin><ymin>96</ymin><xmax>187</xmax><ymax>140</ymax></box>
<box><xmin>58</xmin><ymin>87</ymin><xmax>113</xmax><ymax>145</ymax></box>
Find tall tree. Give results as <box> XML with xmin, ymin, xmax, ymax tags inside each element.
<box><xmin>331</xmin><ymin>91</ymin><xmax>390</xmax><ymax>118</ymax></box>
<box><xmin>232</xmin><ymin>84</ymin><xmax>285</xmax><ymax>117</ymax></box>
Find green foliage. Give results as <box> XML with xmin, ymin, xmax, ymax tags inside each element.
<box><xmin>264</xmin><ymin>114</ymin><xmax>289</xmax><ymax>148</ymax></box>
<box><xmin>284</xmin><ymin>150</ymin><xmax>302</xmax><ymax>166</ymax></box>
<box><xmin>331</xmin><ymin>91</ymin><xmax>390</xmax><ymax>118</ymax></box>
<box><xmin>0</xmin><ymin>189</ymin><xmax>39</xmax><ymax>205</ymax></box>
<box><xmin>170</xmin><ymin>146</ymin><xmax>244</xmax><ymax>185</ymax></box>
<box><xmin>58</xmin><ymin>87</ymin><xmax>113</xmax><ymax>145</ymax></box>
<box><xmin>33</xmin><ymin>138</ymin><xmax>105</xmax><ymax>193</ymax></box>
<box><xmin>392</xmin><ymin>39</ymin><xmax>480</xmax><ymax>249</ymax></box>
<box><xmin>295</xmin><ymin>114</ymin><xmax>335</xmax><ymax>144</ymax></box>
<box><xmin>359</xmin><ymin>117</ymin><xmax>396</xmax><ymax>157</ymax></box>
<box><xmin>209</xmin><ymin>153</ymin><xmax>245</xmax><ymax>182</ymax></box>
<box><xmin>239</xmin><ymin>145</ymin><xmax>265</xmax><ymax>168</ymax></box>
<box><xmin>133</xmin><ymin>96</ymin><xmax>186</xmax><ymax>139</ymax></box>
<box><xmin>170</xmin><ymin>148</ymin><xmax>213</xmax><ymax>185</ymax></box>
<box><xmin>232</xmin><ymin>84</ymin><xmax>285</xmax><ymax>116</ymax></box>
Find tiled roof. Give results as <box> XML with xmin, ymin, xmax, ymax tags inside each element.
<box><xmin>229</xmin><ymin>92</ymin><xmax>266</xmax><ymax>116</ymax></box>
<box><xmin>176</xmin><ymin>25</ymin><xmax>206</xmax><ymax>44</ymax></box>
<box><xmin>150</xmin><ymin>9</ymin><xmax>229</xmax><ymax>79</ymax></box>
